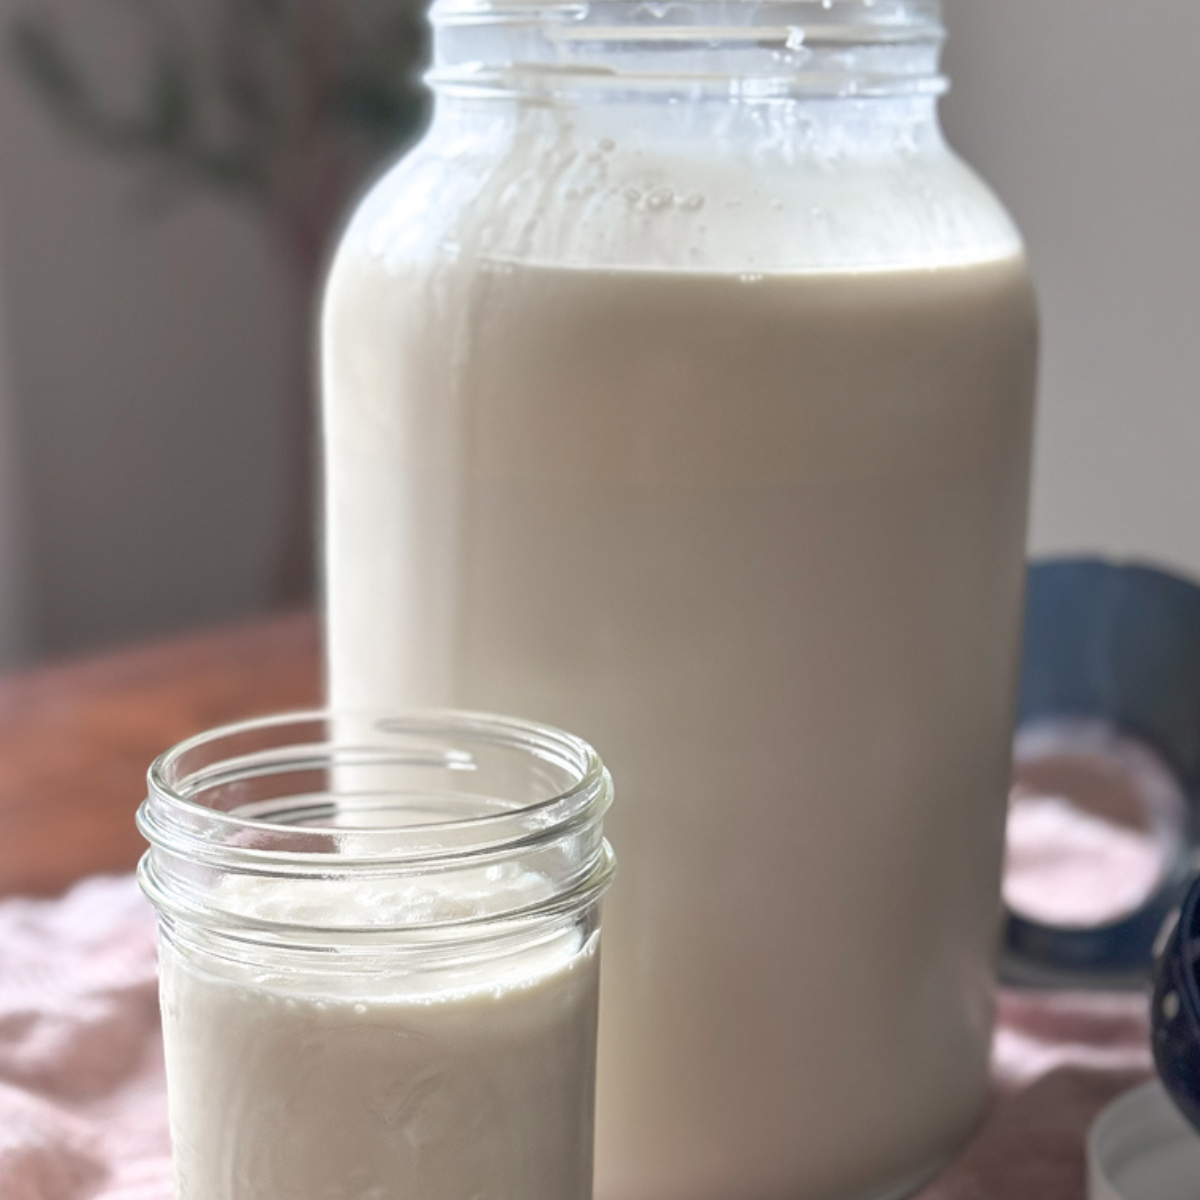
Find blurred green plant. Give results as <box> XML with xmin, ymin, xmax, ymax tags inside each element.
<box><xmin>8</xmin><ymin>0</ymin><xmax>429</xmax><ymax>241</ymax></box>
<box><xmin>6</xmin><ymin>0</ymin><xmax>431</xmax><ymax>600</ymax></box>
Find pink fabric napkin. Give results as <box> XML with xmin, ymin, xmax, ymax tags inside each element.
<box><xmin>0</xmin><ymin>876</ymin><xmax>170</xmax><ymax>1200</ymax></box>
<box><xmin>0</xmin><ymin>875</ymin><xmax>1155</xmax><ymax>1200</ymax></box>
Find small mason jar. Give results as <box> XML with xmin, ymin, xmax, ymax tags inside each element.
<box><xmin>137</xmin><ymin>710</ymin><xmax>615</xmax><ymax>1200</ymax></box>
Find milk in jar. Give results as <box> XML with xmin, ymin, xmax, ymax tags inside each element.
<box><xmin>322</xmin><ymin>4</ymin><xmax>1038</xmax><ymax>1197</ymax></box>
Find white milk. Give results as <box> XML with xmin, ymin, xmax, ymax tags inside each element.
<box><xmin>323</xmin><ymin>60</ymin><xmax>1038</xmax><ymax>1191</ymax></box>
<box><xmin>157</xmin><ymin>877</ymin><xmax>601</xmax><ymax>1200</ymax></box>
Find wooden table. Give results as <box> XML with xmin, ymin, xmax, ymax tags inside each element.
<box><xmin>0</xmin><ymin>609</ymin><xmax>1151</xmax><ymax>1200</ymax></box>
<box><xmin>0</xmin><ymin>611</ymin><xmax>320</xmax><ymax>897</ymax></box>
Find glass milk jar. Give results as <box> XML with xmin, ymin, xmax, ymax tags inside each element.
<box><xmin>138</xmin><ymin>711</ymin><xmax>615</xmax><ymax>1200</ymax></box>
<box><xmin>322</xmin><ymin>2</ymin><xmax>1038</xmax><ymax>1197</ymax></box>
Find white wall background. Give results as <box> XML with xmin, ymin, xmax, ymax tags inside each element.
<box><xmin>943</xmin><ymin>0</ymin><xmax>1200</xmax><ymax>576</ymax></box>
<box><xmin>0</xmin><ymin>215</ymin><xmax>31</xmax><ymax>664</ymax></box>
<box><xmin>0</xmin><ymin>0</ymin><xmax>290</xmax><ymax>664</ymax></box>
<box><xmin>0</xmin><ymin>0</ymin><xmax>1196</xmax><ymax>666</ymax></box>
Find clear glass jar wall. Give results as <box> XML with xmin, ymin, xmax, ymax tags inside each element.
<box><xmin>322</xmin><ymin>3</ymin><xmax>1038</xmax><ymax>1197</ymax></box>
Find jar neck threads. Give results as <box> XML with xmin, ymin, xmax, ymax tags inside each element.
<box><xmin>429</xmin><ymin>0</ymin><xmax>947</xmax><ymax>100</ymax></box>
<box><xmin>137</xmin><ymin>710</ymin><xmax>615</xmax><ymax>950</ymax></box>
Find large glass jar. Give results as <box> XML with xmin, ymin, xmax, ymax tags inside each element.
<box><xmin>321</xmin><ymin>3</ymin><xmax>1038</xmax><ymax>1198</ymax></box>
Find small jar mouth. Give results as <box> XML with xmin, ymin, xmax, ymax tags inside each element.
<box><xmin>429</xmin><ymin>0</ymin><xmax>946</xmax><ymax>98</ymax></box>
<box><xmin>137</xmin><ymin>709</ymin><xmax>615</xmax><ymax>942</ymax></box>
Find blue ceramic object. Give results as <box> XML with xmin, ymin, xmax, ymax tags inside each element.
<box><xmin>1152</xmin><ymin>871</ymin><xmax>1200</xmax><ymax>1134</ymax></box>
<box><xmin>1004</xmin><ymin>558</ymin><xmax>1200</xmax><ymax>982</ymax></box>
<box><xmin>1018</xmin><ymin>560</ymin><xmax>1200</xmax><ymax>799</ymax></box>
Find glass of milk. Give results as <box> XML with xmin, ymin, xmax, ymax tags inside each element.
<box><xmin>137</xmin><ymin>710</ymin><xmax>616</xmax><ymax>1200</ymax></box>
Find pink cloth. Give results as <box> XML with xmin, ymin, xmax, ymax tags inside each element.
<box><xmin>0</xmin><ymin>876</ymin><xmax>1154</xmax><ymax>1200</ymax></box>
<box><xmin>0</xmin><ymin>877</ymin><xmax>170</xmax><ymax>1200</ymax></box>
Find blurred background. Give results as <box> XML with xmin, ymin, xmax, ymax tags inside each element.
<box><xmin>0</xmin><ymin>0</ymin><xmax>1195</xmax><ymax>668</ymax></box>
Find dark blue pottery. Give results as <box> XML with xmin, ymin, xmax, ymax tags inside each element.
<box><xmin>1152</xmin><ymin>871</ymin><xmax>1200</xmax><ymax>1134</ymax></box>
<box><xmin>1004</xmin><ymin>558</ymin><xmax>1200</xmax><ymax>982</ymax></box>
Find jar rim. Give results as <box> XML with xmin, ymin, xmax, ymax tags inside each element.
<box><xmin>142</xmin><ymin>708</ymin><xmax>609</xmax><ymax>864</ymax></box>
<box><xmin>433</xmin><ymin>0</ymin><xmax>943</xmax><ymax>28</ymax></box>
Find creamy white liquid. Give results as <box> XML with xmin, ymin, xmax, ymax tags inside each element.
<box><xmin>324</xmin><ymin>248</ymin><xmax>1037</xmax><ymax>1196</ymax></box>
<box><xmin>158</xmin><ymin>879</ymin><xmax>600</xmax><ymax>1200</ymax></box>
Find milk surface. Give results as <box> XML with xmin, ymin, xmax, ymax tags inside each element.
<box><xmin>158</xmin><ymin>879</ymin><xmax>600</xmax><ymax>1200</ymax></box>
